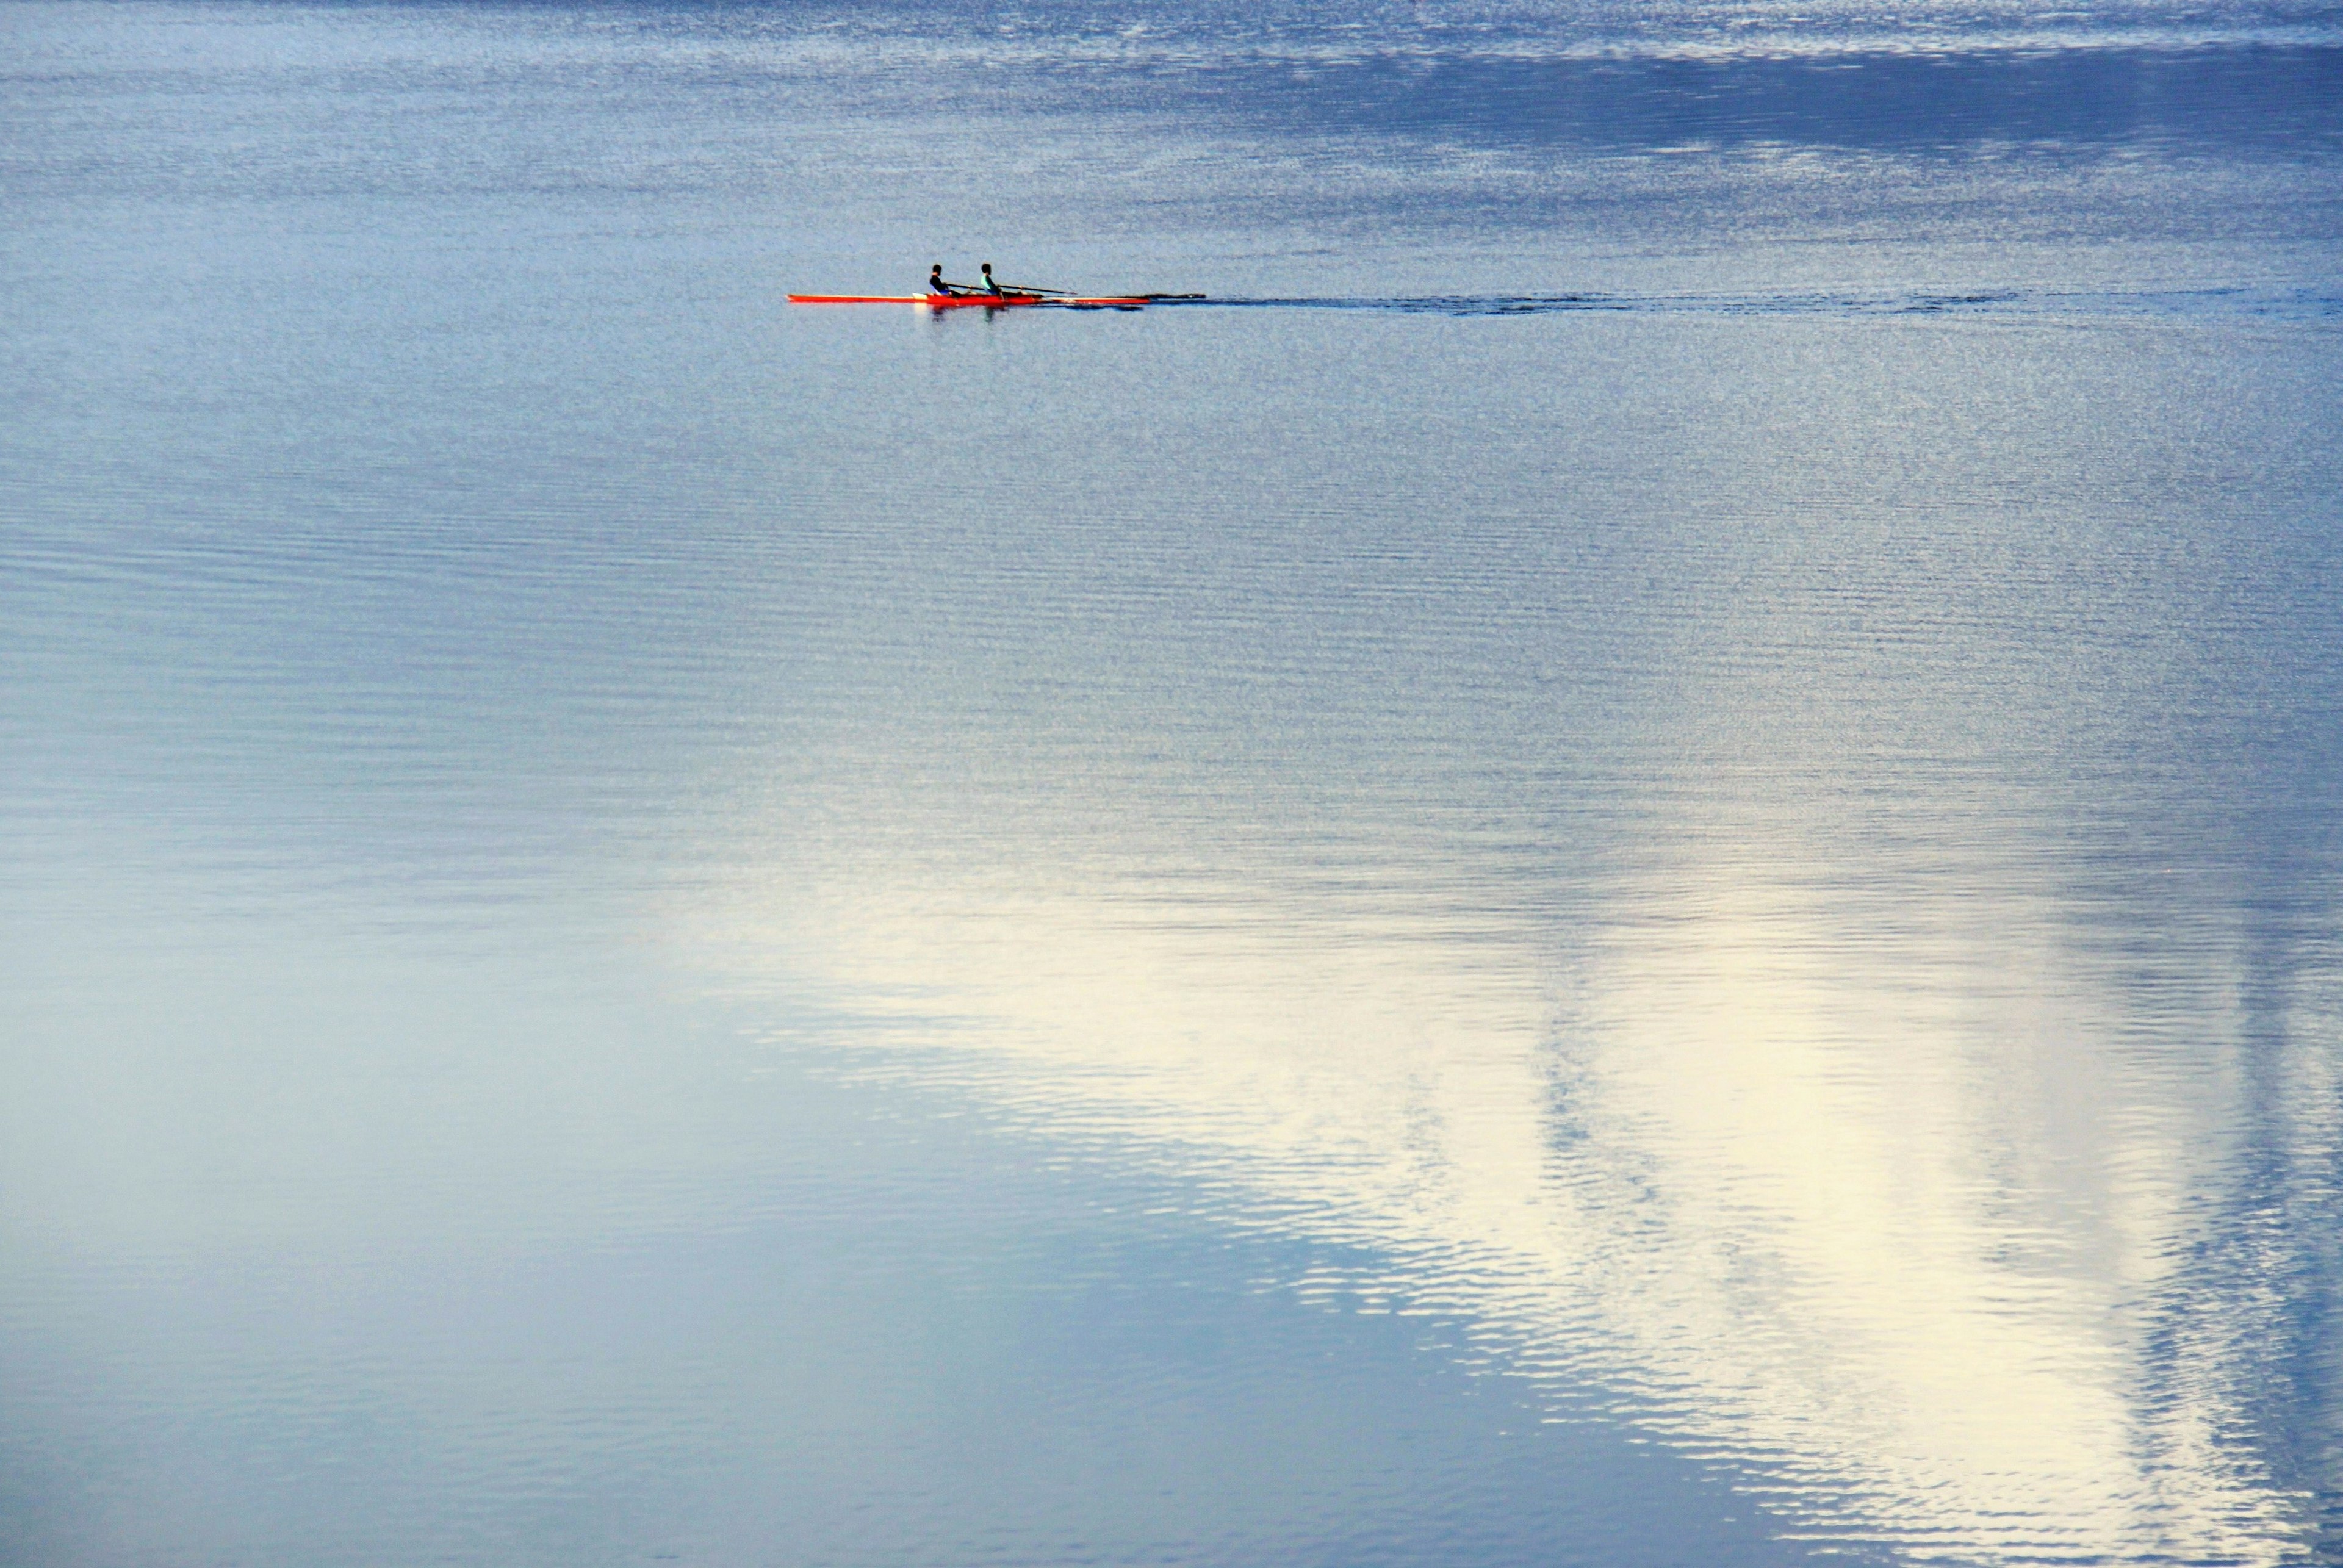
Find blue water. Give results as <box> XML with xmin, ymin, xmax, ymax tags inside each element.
<box><xmin>4</xmin><ymin>2</ymin><xmax>2342</xmax><ymax>1563</ymax></box>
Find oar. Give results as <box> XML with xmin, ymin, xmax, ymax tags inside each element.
<box><xmin>995</xmin><ymin>281</ymin><xmax>1075</xmax><ymax>297</ymax></box>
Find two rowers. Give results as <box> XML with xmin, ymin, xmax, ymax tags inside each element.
<box><xmin>927</xmin><ymin>262</ymin><xmax>1008</xmax><ymax>298</ymax></box>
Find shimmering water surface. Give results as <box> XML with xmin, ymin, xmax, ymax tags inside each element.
<box><xmin>5</xmin><ymin>2</ymin><xmax>2342</xmax><ymax>1563</ymax></box>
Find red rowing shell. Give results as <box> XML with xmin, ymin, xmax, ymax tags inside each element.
<box><xmin>787</xmin><ymin>293</ymin><xmax>1151</xmax><ymax>309</ymax></box>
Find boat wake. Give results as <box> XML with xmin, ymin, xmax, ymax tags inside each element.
<box><xmin>1174</xmin><ymin>287</ymin><xmax>2343</xmax><ymax>321</ymax></box>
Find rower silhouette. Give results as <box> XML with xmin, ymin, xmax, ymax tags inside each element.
<box><xmin>927</xmin><ymin>264</ymin><xmax>958</xmax><ymax>297</ymax></box>
<box><xmin>980</xmin><ymin>263</ymin><xmax>1004</xmax><ymax>297</ymax></box>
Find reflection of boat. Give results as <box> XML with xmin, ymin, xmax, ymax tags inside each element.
<box><xmin>787</xmin><ymin>293</ymin><xmax>1165</xmax><ymax>310</ymax></box>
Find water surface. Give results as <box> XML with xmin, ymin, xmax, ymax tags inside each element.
<box><xmin>4</xmin><ymin>1</ymin><xmax>2341</xmax><ymax>1563</ymax></box>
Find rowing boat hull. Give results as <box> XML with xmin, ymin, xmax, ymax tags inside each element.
<box><xmin>787</xmin><ymin>293</ymin><xmax>1153</xmax><ymax>309</ymax></box>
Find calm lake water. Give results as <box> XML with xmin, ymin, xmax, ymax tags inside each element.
<box><xmin>4</xmin><ymin>1</ymin><xmax>2342</xmax><ymax>1563</ymax></box>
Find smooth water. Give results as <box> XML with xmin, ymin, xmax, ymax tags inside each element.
<box><xmin>4</xmin><ymin>2</ymin><xmax>2342</xmax><ymax>1563</ymax></box>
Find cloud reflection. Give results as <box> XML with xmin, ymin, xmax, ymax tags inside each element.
<box><xmin>692</xmin><ymin>799</ymin><xmax>2334</xmax><ymax>1560</ymax></box>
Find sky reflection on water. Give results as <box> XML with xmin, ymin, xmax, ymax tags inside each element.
<box><xmin>4</xmin><ymin>1</ymin><xmax>2341</xmax><ymax>1563</ymax></box>
<box><xmin>680</xmin><ymin>307</ymin><xmax>2343</xmax><ymax>1559</ymax></box>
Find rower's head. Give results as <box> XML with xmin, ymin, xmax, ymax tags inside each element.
<box><xmin>930</xmin><ymin>263</ymin><xmax>943</xmax><ymax>277</ymax></box>
<box><xmin>981</xmin><ymin>263</ymin><xmax>994</xmax><ymax>276</ymax></box>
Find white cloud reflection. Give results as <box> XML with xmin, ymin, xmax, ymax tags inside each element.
<box><xmin>690</xmin><ymin>817</ymin><xmax>2331</xmax><ymax>1562</ymax></box>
